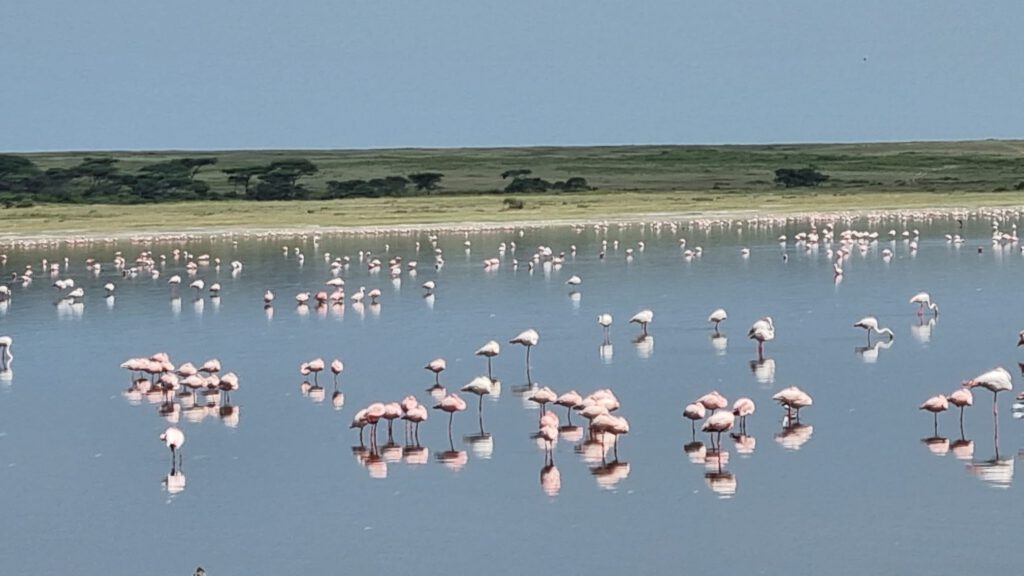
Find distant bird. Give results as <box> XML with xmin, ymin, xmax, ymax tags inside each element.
<box><xmin>597</xmin><ymin>313</ymin><xmax>613</xmax><ymax>342</ymax></box>
<box><xmin>424</xmin><ymin>358</ymin><xmax>447</xmax><ymax>386</ymax></box>
<box><xmin>629</xmin><ymin>310</ymin><xmax>654</xmax><ymax>336</ymax></box>
<box><xmin>948</xmin><ymin>387</ymin><xmax>973</xmax><ymax>428</ymax></box>
<box><xmin>159</xmin><ymin>426</ymin><xmax>185</xmax><ymax>464</ymax></box>
<box><xmin>555</xmin><ymin>390</ymin><xmax>584</xmax><ymax>422</ymax></box>
<box><xmin>104</xmin><ymin>282</ymin><xmax>116</xmax><ymax>295</ymax></box>
<box><xmin>702</xmin><ymin>411</ymin><xmax>735</xmax><ymax>450</ymax></box>
<box><xmin>682</xmin><ymin>402</ymin><xmax>706</xmax><ymax>435</ymax></box>
<box><xmin>964</xmin><ymin>366</ymin><xmax>1013</xmax><ymax>417</ymax></box>
<box><xmin>696</xmin><ymin>391</ymin><xmax>728</xmax><ymax>414</ymax></box>
<box><xmin>422</xmin><ymin>280</ymin><xmax>436</xmax><ymax>294</ymax></box>
<box><xmin>708</xmin><ymin>308</ymin><xmax>727</xmax><ymax>333</ymax></box>
<box><xmin>528</xmin><ymin>386</ymin><xmax>558</xmax><ymax>415</ymax></box>
<box><xmin>263</xmin><ymin>290</ymin><xmax>275</xmax><ymax>305</ymax></box>
<box><xmin>461</xmin><ymin>376</ymin><xmax>495</xmax><ymax>411</ymax></box>
<box><xmin>304</xmin><ymin>358</ymin><xmax>325</xmax><ymax>385</ymax></box>
<box><xmin>566</xmin><ymin>275</ymin><xmax>582</xmax><ymax>289</ymax></box>
<box><xmin>732</xmin><ymin>397</ymin><xmax>756</xmax><ymax>432</ymax></box>
<box><xmin>919</xmin><ymin>395</ymin><xmax>949</xmax><ymax>433</ymax></box>
<box><xmin>330</xmin><ymin>359</ymin><xmax>344</xmax><ymax>387</ymax></box>
<box><xmin>433</xmin><ymin>393</ymin><xmax>467</xmax><ymax>434</ymax></box>
<box><xmin>748</xmin><ymin>316</ymin><xmax>775</xmax><ymax>360</ymax></box>
<box><xmin>189</xmin><ymin>279</ymin><xmax>205</xmax><ymax>293</ymax></box>
<box><xmin>772</xmin><ymin>386</ymin><xmax>813</xmax><ymax>419</ymax></box>
<box><xmin>853</xmin><ymin>316</ymin><xmax>894</xmax><ymax>344</ymax></box>
<box><xmin>910</xmin><ymin>292</ymin><xmax>939</xmax><ymax>316</ymax></box>
<box><xmin>509</xmin><ymin>329</ymin><xmax>540</xmax><ymax>372</ymax></box>
<box><xmin>475</xmin><ymin>340</ymin><xmax>500</xmax><ymax>378</ymax></box>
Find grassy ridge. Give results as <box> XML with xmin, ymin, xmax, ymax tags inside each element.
<box><xmin>5</xmin><ymin>140</ymin><xmax>1024</xmax><ymax>235</ymax></box>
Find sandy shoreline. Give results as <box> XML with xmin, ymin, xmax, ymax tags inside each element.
<box><xmin>0</xmin><ymin>205</ymin><xmax>1018</xmax><ymax>245</ymax></box>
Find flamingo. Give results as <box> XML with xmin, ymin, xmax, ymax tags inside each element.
<box><xmin>964</xmin><ymin>366</ymin><xmax>1012</xmax><ymax>417</ymax></box>
<box><xmin>460</xmin><ymin>376</ymin><xmax>495</xmax><ymax>411</ymax></box>
<box><xmin>330</xmin><ymin>359</ymin><xmax>344</xmax><ymax>388</ymax></box>
<box><xmin>509</xmin><ymin>329</ymin><xmax>540</xmax><ymax>374</ymax></box>
<box><xmin>263</xmin><ymin>290</ymin><xmax>275</xmax><ymax>305</ymax></box>
<box><xmin>475</xmin><ymin>340</ymin><xmax>500</xmax><ymax>378</ymax></box>
<box><xmin>159</xmin><ymin>426</ymin><xmax>186</xmax><ymax>466</ymax></box>
<box><xmin>772</xmin><ymin>386</ymin><xmax>813</xmax><ymax>420</ymax></box>
<box><xmin>629</xmin><ymin>310</ymin><xmax>654</xmax><ymax>336</ymax></box>
<box><xmin>555</xmin><ymin>390</ymin><xmax>583</xmax><ymax>423</ymax></box>
<box><xmin>702</xmin><ymin>411</ymin><xmax>735</xmax><ymax>450</ymax></box>
<box><xmin>566</xmin><ymin>275</ymin><xmax>582</xmax><ymax>290</ymax></box>
<box><xmin>696</xmin><ymin>390</ymin><xmax>728</xmax><ymax>414</ymax></box>
<box><xmin>305</xmin><ymin>358</ymin><xmax>325</xmax><ymax>385</ymax></box>
<box><xmin>920</xmin><ymin>395</ymin><xmax>949</xmax><ymax>434</ymax></box>
<box><xmin>732</xmin><ymin>397</ymin><xmax>756</xmax><ymax>432</ymax></box>
<box><xmin>401</xmin><ymin>404</ymin><xmax>429</xmax><ymax>441</ymax></box>
<box><xmin>528</xmin><ymin>386</ymin><xmax>558</xmax><ymax>415</ymax></box>
<box><xmin>708</xmin><ymin>308</ymin><xmax>727</xmax><ymax>333</ymax></box>
<box><xmin>424</xmin><ymin>358</ymin><xmax>447</xmax><ymax>386</ymax></box>
<box><xmin>433</xmin><ymin>393</ymin><xmax>467</xmax><ymax>435</ymax></box>
<box><xmin>682</xmin><ymin>402</ymin><xmax>706</xmax><ymax>435</ymax></box>
<box><xmin>910</xmin><ymin>292</ymin><xmax>939</xmax><ymax>316</ymax></box>
<box><xmin>422</xmin><ymin>280</ymin><xmax>436</xmax><ymax>294</ymax></box>
<box><xmin>591</xmin><ymin>414</ymin><xmax>630</xmax><ymax>459</ymax></box>
<box><xmin>597</xmin><ymin>313</ymin><xmax>613</xmax><ymax>342</ymax></box>
<box><xmin>350</xmin><ymin>408</ymin><xmax>370</xmax><ymax>444</ymax></box>
<box><xmin>853</xmin><ymin>316</ymin><xmax>895</xmax><ymax>344</ymax></box>
<box><xmin>198</xmin><ymin>358</ymin><xmax>221</xmax><ymax>374</ymax></box>
<box><xmin>747</xmin><ymin>316</ymin><xmax>775</xmax><ymax>360</ymax></box>
<box><xmin>948</xmin><ymin>387</ymin><xmax>973</xmax><ymax>430</ymax></box>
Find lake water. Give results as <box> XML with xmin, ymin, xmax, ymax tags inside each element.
<box><xmin>1</xmin><ymin>210</ymin><xmax>1022</xmax><ymax>575</ymax></box>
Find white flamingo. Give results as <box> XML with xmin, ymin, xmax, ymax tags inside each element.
<box><xmin>853</xmin><ymin>316</ymin><xmax>894</xmax><ymax>344</ymax></box>
<box><xmin>747</xmin><ymin>316</ymin><xmax>775</xmax><ymax>360</ymax></box>
<box><xmin>909</xmin><ymin>292</ymin><xmax>939</xmax><ymax>316</ymax></box>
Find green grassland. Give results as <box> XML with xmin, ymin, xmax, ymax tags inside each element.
<box><xmin>4</xmin><ymin>140</ymin><xmax>1024</xmax><ymax>235</ymax></box>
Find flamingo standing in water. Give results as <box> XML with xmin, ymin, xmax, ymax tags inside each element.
<box><xmin>964</xmin><ymin>366</ymin><xmax>1012</xmax><ymax>417</ymax></box>
<box><xmin>708</xmin><ymin>308</ymin><xmax>727</xmax><ymax>334</ymax></box>
<box><xmin>159</xmin><ymin>426</ymin><xmax>186</xmax><ymax>467</ymax></box>
<box><xmin>475</xmin><ymin>340</ymin><xmax>500</xmax><ymax>378</ymax></box>
<box><xmin>910</xmin><ymin>292</ymin><xmax>939</xmax><ymax>316</ymax></box>
<box><xmin>304</xmin><ymin>358</ymin><xmax>325</xmax><ymax>386</ymax></box>
<box><xmin>597</xmin><ymin>313</ymin><xmax>613</xmax><ymax>342</ymax></box>
<box><xmin>948</xmin><ymin>387</ymin><xmax>973</xmax><ymax>430</ymax></box>
<box><xmin>425</xmin><ymin>358</ymin><xmax>447</xmax><ymax>387</ymax></box>
<box><xmin>748</xmin><ymin>316</ymin><xmax>775</xmax><ymax>360</ymax></box>
<box><xmin>920</xmin><ymin>394</ymin><xmax>949</xmax><ymax>434</ymax></box>
<box><xmin>433</xmin><ymin>393</ymin><xmax>467</xmax><ymax>435</ymax></box>
<box><xmin>460</xmin><ymin>376</ymin><xmax>495</xmax><ymax>412</ymax></box>
<box><xmin>509</xmin><ymin>329</ymin><xmax>540</xmax><ymax>375</ymax></box>
<box><xmin>629</xmin><ymin>310</ymin><xmax>654</xmax><ymax>337</ymax></box>
<box><xmin>702</xmin><ymin>411</ymin><xmax>735</xmax><ymax>450</ymax></box>
<box><xmin>682</xmin><ymin>402</ymin><xmax>706</xmax><ymax>435</ymax></box>
<box><xmin>853</xmin><ymin>316</ymin><xmax>895</xmax><ymax>344</ymax></box>
<box><xmin>696</xmin><ymin>390</ymin><xmax>728</xmax><ymax>414</ymax></box>
<box><xmin>330</xmin><ymin>359</ymin><xmax>344</xmax><ymax>388</ymax></box>
<box><xmin>528</xmin><ymin>386</ymin><xmax>558</xmax><ymax>416</ymax></box>
<box><xmin>732</xmin><ymin>397</ymin><xmax>756</xmax><ymax>433</ymax></box>
<box><xmin>772</xmin><ymin>386</ymin><xmax>813</xmax><ymax>420</ymax></box>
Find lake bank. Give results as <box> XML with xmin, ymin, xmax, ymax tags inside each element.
<box><xmin>0</xmin><ymin>190</ymin><xmax>1021</xmax><ymax>243</ymax></box>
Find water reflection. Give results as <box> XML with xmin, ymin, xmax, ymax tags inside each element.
<box><xmin>633</xmin><ymin>335</ymin><xmax>654</xmax><ymax>359</ymax></box>
<box><xmin>855</xmin><ymin>339</ymin><xmax>894</xmax><ymax>364</ymax></box>
<box><xmin>774</xmin><ymin>421</ymin><xmax>814</xmax><ymax>451</ymax></box>
<box><xmin>748</xmin><ymin>358</ymin><xmax>775</xmax><ymax>385</ymax></box>
<box><xmin>911</xmin><ymin>317</ymin><xmax>937</xmax><ymax>344</ymax></box>
<box><xmin>710</xmin><ymin>334</ymin><xmax>727</xmax><ymax>356</ymax></box>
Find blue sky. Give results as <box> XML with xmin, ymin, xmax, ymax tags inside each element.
<box><xmin>1</xmin><ymin>1</ymin><xmax>1021</xmax><ymax>151</ymax></box>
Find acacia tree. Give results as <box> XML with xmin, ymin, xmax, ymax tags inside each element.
<box><xmin>408</xmin><ymin>172</ymin><xmax>443</xmax><ymax>193</ymax></box>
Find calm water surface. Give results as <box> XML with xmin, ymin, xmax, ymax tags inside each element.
<box><xmin>1</xmin><ymin>213</ymin><xmax>1022</xmax><ymax>575</ymax></box>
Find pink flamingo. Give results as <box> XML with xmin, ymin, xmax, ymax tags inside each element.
<box><xmin>433</xmin><ymin>393</ymin><xmax>467</xmax><ymax>435</ymax></box>
<box><xmin>748</xmin><ymin>317</ymin><xmax>775</xmax><ymax>360</ymax></box>
<box><xmin>919</xmin><ymin>394</ymin><xmax>949</xmax><ymax>435</ymax></box>
<box><xmin>732</xmin><ymin>397</ymin><xmax>756</xmax><ymax>433</ymax></box>
<box><xmin>964</xmin><ymin>366</ymin><xmax>1012</xmax><ymax>418</ymax></box>
<box><xmin>948</xmin><ymin>388</ymin><xmax>973</xmax><ymax>431</ymax></box>
<box><xmin>696</xmin><ymin>390</ymin><xmax>728</xmax><ymax>414</ymax></box>
<box><xmin>702</xmin><ymin>411</ymin><xmax>735</xmax><ymax>450</ymax></box>
<box><xmin>424</xmin><ymin>358</ymin><xmax>447</xmax><ymax>387</ymax></box>
<box><xmin>683</xmin><ymin>402</ymin><xmax>707</xmax><ymax>435</ymax></box>
<box><xmin>330</xmin><ymin>359</ymin><xmax>344</xmax><ymax>388</ymax></box>
<box><xmin>528</xmin><ymin>386</ymin><xmax>558</xmax><ymax>416</ymax></box>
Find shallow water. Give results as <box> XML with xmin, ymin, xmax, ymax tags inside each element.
<box><xmin>1</xmin><ymin>212</ymin><xmax>1022</xmax><ymax>575</ymax></box>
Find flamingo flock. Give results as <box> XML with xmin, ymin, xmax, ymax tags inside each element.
<box><xmin>1</xmin><ymin>208</ymin><xmax>1023</xmax><ymax>499</ymax></box>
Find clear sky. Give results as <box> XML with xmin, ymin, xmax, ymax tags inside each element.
<box><xmin>1</xmin><ymin>1</ymin><xmax>1021</xmax><ymax>151</ymax></box>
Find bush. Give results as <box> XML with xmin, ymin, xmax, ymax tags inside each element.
<box><xmin>774</xmin><ymin>167</ymin><xmax>829</xmax><ymax>188</ymax></box>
